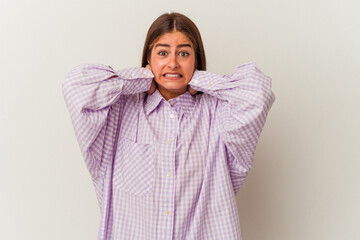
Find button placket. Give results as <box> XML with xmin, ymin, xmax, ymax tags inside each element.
<box><xmin>162</xmin><ymin>104</ymin><xmax>177</xmax><ymax>226</ymax></box>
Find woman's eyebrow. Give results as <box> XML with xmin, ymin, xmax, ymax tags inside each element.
<box><xmin>155</xmin><ymin>43</ymin><xmax>192</xmax><ymax>48</ymax></box>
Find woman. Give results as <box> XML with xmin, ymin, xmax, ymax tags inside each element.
<box><xmin>63</xmin><ymin>12</ymin><xmax>275</xmax><ymax>240</ymax></box>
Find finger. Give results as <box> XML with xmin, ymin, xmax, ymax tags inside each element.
<box><xmin>188</xmin><ymin>85</ymin><xmax>197</xmax><ymax>95</ymax></box>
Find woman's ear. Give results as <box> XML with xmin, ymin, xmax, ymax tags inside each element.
<box><xmin>145</xmin><ymin>63</ymin><xmax>152</xmax><ymax>71</ymax></box>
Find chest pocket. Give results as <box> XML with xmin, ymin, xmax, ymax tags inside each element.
<box><xmin>113</xmin><ymin>138</ymin><xmax>155</xmax><ymax>197</ymax></box>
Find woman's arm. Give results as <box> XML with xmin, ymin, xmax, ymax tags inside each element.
<box><xmin>189</xmin><ymin>62</ymin><xmax>275</xmax><ymax>186</ymax></box>
<box><xmin>62</xmin><ymin>64</ymin><xmax>153</xmax><ymax>178</ymax></box>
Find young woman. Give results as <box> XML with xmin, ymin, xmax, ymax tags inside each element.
<box><xmin>63</xmin><ymin>12</ymin><xmax>275</xmax><ymax>240</ymax></box>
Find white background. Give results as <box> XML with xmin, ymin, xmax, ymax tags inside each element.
<box><xmin>1</xmin><ymin>0</ymin><xmax>359</xmax><ymax>239</ymax></box>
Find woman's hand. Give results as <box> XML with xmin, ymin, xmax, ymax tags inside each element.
<box><xmin>188</xmin><ymin>69</ymin><xmax>198</xmax><ymax>95</ymax></box>
<box><xmin>187</xmin><ymin>85</ymin><xmax>197</xmax><ymax>95</ymax></box>
<box><xmin>145</xmin><ymin>64</ymin><xmax>156</xmax><ymax>95</ymax></box>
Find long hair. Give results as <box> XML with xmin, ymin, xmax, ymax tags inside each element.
<box><xmin>141</xmin><ymin>12</ymin><xmax>206</xmax><ymax>70</ymax></box>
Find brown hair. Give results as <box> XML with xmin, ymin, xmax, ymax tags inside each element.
<box><xmin>141</xmin><ymin>12</ymin><xmax>206</xmax><ymax>70</ymax></box>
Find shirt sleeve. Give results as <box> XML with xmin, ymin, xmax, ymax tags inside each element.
<box><xmin>62</xmin><ymin>64</ymin><xmax>153</xmax><ymax>178</ymax></box>
<box><xmin>189</xmin><ymin>62</ymin><xmax>275</xmax><ymax>182</ymax></box>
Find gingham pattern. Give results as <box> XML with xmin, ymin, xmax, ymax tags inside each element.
<box><xmin>63</xmin><ymin>62</ymin><xmax>275</xmax><ymax>240</ymax></box>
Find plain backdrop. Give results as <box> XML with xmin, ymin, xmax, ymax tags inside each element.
<box><xmin>1</xmin><ymin>0</ymin><xmax>359</xmax><ymax>239</ymax></box>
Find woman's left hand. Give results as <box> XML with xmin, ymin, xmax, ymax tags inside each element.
<box><xmin>187</xmin><ymin>85</ymin><xmax>197</xmax><ymax>95</ymax></box>
<box><xmin>188</xmin><ymin>69</ymin><xmax>198</xmax><ymax>95</ymax></box>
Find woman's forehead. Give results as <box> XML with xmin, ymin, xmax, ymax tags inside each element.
<box><xmin>153</xmin><ymin>31</ymin><xmax>193</xmax><ymax>47</ymax></box>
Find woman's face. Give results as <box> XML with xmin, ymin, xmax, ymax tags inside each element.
<box><xmin>148</xmin><ymin>31</ymin><xmax>196</xmax><ymax>100</ymax></box>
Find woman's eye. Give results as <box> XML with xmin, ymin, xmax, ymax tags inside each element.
<box><xmin>158</xmin><ymin>51</ymin><xmax>167</xmax><ymax>56</ymax></box>
<box><xmin>179</xmin><ymin>52</ymin><xmax>189</xmax><ymax>57</ymax></box>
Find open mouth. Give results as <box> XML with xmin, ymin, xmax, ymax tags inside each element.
<box><xmin>163</xmin><ymin>74</ymin><xmax>183</xmax><ymax>78</ymax></box>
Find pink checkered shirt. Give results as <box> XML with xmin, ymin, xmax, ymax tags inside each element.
<box><xmin>63</xmin><ymin>62</ymin><xmax>275</xmax><ymax>239</ymax></box>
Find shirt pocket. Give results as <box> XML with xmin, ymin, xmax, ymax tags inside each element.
<box><xmin>113</xmin><ymin>138</ymin><xmax>155</xmax><ymax>197</ymax></box>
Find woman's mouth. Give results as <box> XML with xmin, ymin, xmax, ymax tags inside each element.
<box><xmin>163</xmin><ymin>73</ymin><xmax>183</xmax><ymax>78</ymax></box>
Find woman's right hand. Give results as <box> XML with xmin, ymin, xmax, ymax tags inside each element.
<box><xmin>145</xmin><ymin>64</ymin><xmax>156</xmax><ymax>95</ymax></box>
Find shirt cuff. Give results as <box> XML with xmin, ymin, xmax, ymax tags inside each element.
<box><xmin>115</xmin><ymin>67</ymin><xmax>154</xmax><ymax>94</ymax></box>
<box><xmin>189</xmin><ymin>70</ymin><xmax>224</xmax><ymax>94</ymax></box>
<box><xmin>115</xmin><ymin>67</ymin><xmax>154</xmax><ymax>80</ymax></box>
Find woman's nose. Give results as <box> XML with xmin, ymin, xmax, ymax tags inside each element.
<box><xmin>167</xmin><ymin>55</ymin><xmax>179</xmax><ymax>69</ymax></box>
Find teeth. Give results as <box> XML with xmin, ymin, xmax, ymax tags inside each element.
<box><xmin>164</xmin><ymin>74</ymin><xmax>181</xmax><ymax>77</ymax></box>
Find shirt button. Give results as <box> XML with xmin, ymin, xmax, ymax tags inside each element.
<box><xmin>165</xmin><ymin>211</ymin><xmax>170</xmax><ymax>216</ymax></box>
<box><xmin>143</xmin><ymin>73</ymin><xmax>147</xmax><ymax>77</ymax></box>
<box><xmin>167</xmin><ymin>172</ymin><xmax>172</xmax><ymax>178</ymax></box>
<box><xmin>193</xmin><ymin>79</ymin><xmax>199</xmax><ymax>84</ymax></box>
<box><xmin>167</xmin><ymin>139</ymin><xmax>172</xmax><ymax>144</ymax></box>
<box><xmin>129</xmin><ymin>75</ymin><xmax>133</xmax><ymax>78</ymax></box>
<box><xmin>207</xmin><ymin>83</ymin><xmax>212</xmax><ymax>88</ymax></box>
<box><xmin>169</xmin><ymin>101</ymin><xmax>174</xmax><ymax>106</ymax></box>
<box><xmin>169</xmin><ymin>114</ymin><xmax>175</xmax><ymax>119</ymax></box>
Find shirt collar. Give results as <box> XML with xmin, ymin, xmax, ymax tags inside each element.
<box><xmin>145</xmin><ymin>89</ymin><xmax>198</xmax><ymax>117</ymax></box>
<box><xmin>145</xmin><ymin>89</ymin><xmax>163</xmax><ymax>115</ymax></box>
